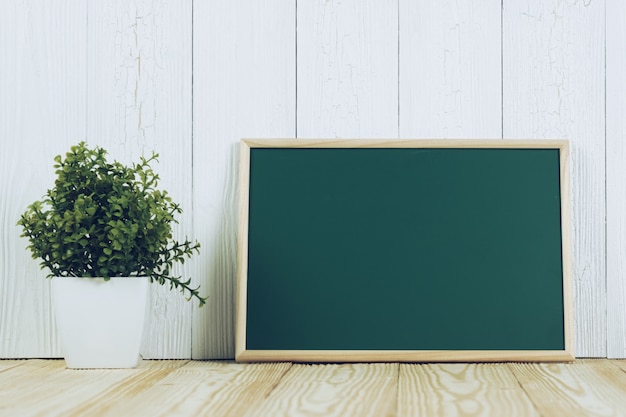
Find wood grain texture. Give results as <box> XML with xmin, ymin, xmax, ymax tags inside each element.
<box><xmin>502</xmin><ymin>0</ymin><xmax>606</xmax><ymax>357</ymax></box>
<box><xmin>64</xmin><ymin>360</ymin><xmax>189</xmax><ymax>417</ymax></box>
<box><xmin>612</xmin><ymin>360</ymin><xmax>626</xmax><ymax>373</ymax></box>
<box><xmin>241</xmin><ymin>138</ymin><xmax>568</xmax><ymax>149</ymax></box>
<box><xmin>297</xmin><ymin>0</ymin><xmax>398</xmax><ymax>138</ymax></box>
<box><xmin>5</xmin><ymin>360</ymin><xmax>626</xmax><ymax>416</ymax></box>
<box><xmin>399</xmin><ymin>0</ymin><xmax>502</xmax><ymax>139</ymax></box>
<box><xmin>87</xmin><ymin>0</ymin><xmax>194</xmax><ymax>359</ymax></box>
<box><xmin>191</xmin><ymin>0</ymin><xmax>296</xmax><ymax>359</ymax></box>
<box><xmin>93</xmin><ymin>361</ymin><xmax>292</xmax><ymax>417</ymax></box>
<box><xmin>0</xmin><ymin>360</ymin><xmax>140</xmax><ymax>417</ymax></box>
<box><xmin>235</xmin><ymin>142</ymin><xmax>251</xmax><ymax>360</ymax></box>
<box><xmin>0</xmin><ymin>360</ymin><xmax>25</xmax><ymax>373</ymax></box>
<box><xmin>237</xmin><ymin>349</ymin><xmax>574</xmax><ymax>363</ymax></box>
<box><xmin>64</xmin><ymin>360</ymin><xmax>188</xmax><ymax>417</ymax></box>
<box><xmin>606</xmin><ymin>0</ymin><xmax>626</xmax><ymax>359</ymax></box>
<box><xmin>0</xmin><ymin>0</ymin><xmax>85</xmax><ymax>358</ymax></box>
<box><xmin>559</xmin><ymin>140</ymin><xmax>576</xmax><ymax>356</ymax></box>
<box><xmin>399</xmin><ymin>364</ymin><xmax>539</xmax><ymax>417</ymax></box>
<box><xmin>243</xmin><ymin>363</ymin><xmax>398</xmax><ymax>417</ymax></box>
<box><xmin>510</xmin><ymin>360</ymin><xmax>626</xmax><ymax>417</ymax></box>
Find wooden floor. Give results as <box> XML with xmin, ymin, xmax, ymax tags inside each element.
<box><xmin>1</xmin><ymin>359</ymin><xmax>626</xmax><ymax>416</ymax></box>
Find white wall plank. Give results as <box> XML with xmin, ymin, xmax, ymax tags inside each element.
<box><xmin>503</xmin><ymin>0</ymin><xmax>606</xmax><ymax>357</ymax></box>
<box><xmin>399</xmin><ymin>0</ymin><xmax>502</xmax><ymax>138</ymax></box>
<box><xmin>2</xmin><ymin>0</ymin><xmax>622</xmax><ymax>359</ymax></box>
<box><xmin>0</xmin><ymin>1</ymin><xmax>86</xmax><ymax>357</ymax></box>
<box><xmin>86</xmin><ymin>0</ymin><xmax>193</xmax><ymax>359</ymax></box>
<box><xmin>192</xmin><ymin>0</ymin><xmax>296</xmax><ymax>359</ymax></box>
<box><xmin>297</xmin><ymin>0</ymin><xmax>398</xmax><ymax>138</ymax></box>
<box><xmin>607</xmin><ymin>0</ymin><xmax>626</xmax><ymax>359</ymax></box>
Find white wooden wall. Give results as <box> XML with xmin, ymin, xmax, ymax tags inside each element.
<box><xmin>1</xmin><ymin>0</ymin><xmax>623</xmax><ymax>359</ymax></box>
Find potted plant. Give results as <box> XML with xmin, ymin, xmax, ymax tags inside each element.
<box><xmin>17</xmin><ymin>142</ymin><xmax>205</xmax><ymax>368</ymax></box>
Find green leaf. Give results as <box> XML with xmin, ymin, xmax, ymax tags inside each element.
<box><xmin>17</xmin><ymin>141</ymin><xmax>205</xmax><ymax>305</ymax></box>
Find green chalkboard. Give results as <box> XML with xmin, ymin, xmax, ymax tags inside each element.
<box><xmin>236</xmin><ymin>140</ymin><xmax>574</xmax><ymax>362</ymax></box>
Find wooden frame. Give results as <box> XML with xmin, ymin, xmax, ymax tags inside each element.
<box><xmin>236</xmin><ymin>139</ymin><xmax>574</xmax><ymax>362</ymax></box>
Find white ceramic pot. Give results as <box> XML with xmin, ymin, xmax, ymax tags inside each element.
<box><xmin>51</xmin><ymin>276</ymin><xmax>150</xmax><ymax>369</ymax></box>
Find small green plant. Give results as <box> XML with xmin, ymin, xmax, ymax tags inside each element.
<box><xmin>17</xmin><ymin>142</ymin><xmax>206</xmax><ymax>306</ymax></box>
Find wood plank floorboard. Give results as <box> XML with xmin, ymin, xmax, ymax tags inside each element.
<box><xmin>242</xmin><ymin>363</ymin><xmax>398</xmax><ymax>417</ymax></box>
<box><xmin>94</xmin><ymin>361</ymin><xmax>292</xmax><ymax>417</ymax></box>
<box><xmin>612</xmin><ymin>359</ymin><xmax>626</xmax><ymax>372</ymax></box>
<box><xmin>0</xmin><ymin>359</ymin><xmax>25</xmax><ymax>372</ymax></box>
<box><xmin>0</xmin><ymin>360</ymin><xmax>145</xmax><ymax>417</ymax></box>
<box><xmin>510</xmin><ymin>360</ymin><xmax>626</xmax><ymax>417</ymax></box>
<box><xmin>1</xmin><ymin>359</ymin><xmax>626</xmax><ymax>417</ymax></box>
<box><xmin>399</xmin><ymin>363</ymin><xmax>539</xmax><ymax>417</ymax></box>
<box><xmin>63</xmin><ymin>360</ymin><xmax>189</xmax><ymax>417</ymax></box>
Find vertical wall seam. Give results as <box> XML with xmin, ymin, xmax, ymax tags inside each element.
<box><xmin>191</xmin><ymin>0</ymin><xmax>195</xmax><ymax>231</ymax></box>
<box><xmin>604</xmin><ymin>0</ymin><xmax>609</xmax><ymax>357</ymax></box>
<box><xmin>397</xmin><ymin>0</ymin><xmax>400</xmax><ymax>139</ymax></box>
<box><xmin>501</xmin><ymin>0</ymin><xmax>504</xmax><ymax>139</ymax></box>
<box><xmin>190</xmin><ymin>0</ymin><xmax>195</xmax><ymax>359</ymax></box>
<box><xmin>86</xmin><ymin>2</ymin><xmax>89</xmax><ymax>142</ymax></box>
<box><xmin>295</xmin><ymin>0</ymin><xmax>298</xmax><ymax>138</ymax></box>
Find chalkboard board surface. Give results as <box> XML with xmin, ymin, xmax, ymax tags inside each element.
<box><xmin>236</xmin><ymin>140</ymin><xmax>574</xmax><ymax>362</ymax></box>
